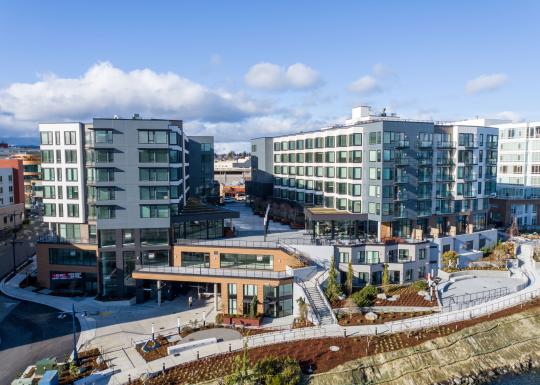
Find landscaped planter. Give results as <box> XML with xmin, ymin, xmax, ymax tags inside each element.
<box><xmin>222</xmin><ymin>315</ymin><xmax>262</xmax><ymax>326</ymax></box>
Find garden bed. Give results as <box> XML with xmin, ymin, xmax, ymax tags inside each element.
<box><xmin>337</xmin><ymin>310</ymin><xmax>432</xmax><ymax>326</ymax></box>
<box><xmin>58</xmin><ymin>348</ymin><xmax>108</xmax><ymax>385</ymax></box>
<box><xmin>375</xmin><ymin>285</ymin><xmax>437</xmax><ymax>307</ymax></box>
<box><xmin>135</xmin><ymin>336</ymin><xmax>171</xmax><ymax>362</ymax></box>
<box><xmin>133</xmin><ymin>298</ymin><xmax>540</xmax><ymax>385</ymax></box>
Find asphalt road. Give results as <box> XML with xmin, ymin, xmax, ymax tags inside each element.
<box><xmin>0</xmin><ymin>293</ymin><xmax>80</xmax><ymax>384</ymax></box>
<box><xmin>0</xmin><ymin>215</ymin><xmax>48</xmax><ymax>279</ymax></box>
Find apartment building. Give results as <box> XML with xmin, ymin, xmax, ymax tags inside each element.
<box><xmin>252</xmin><ymin>107</ymin><xmax>498</xmax><ymax>240</ymax></box>
<box><xmin>10</xmin><ymin>152</ymin><xmax>42</xmax><ymax>210</ymax></box>
<box><xmin>37</xmin><ymin>116</ymin><xmax>238</xmax><ymax>299</ymax></box>
<box><xmin>0</xmin><ymin>159</ymin><xmax>25</xmax><ymax>231</ymax></box>
<box><xmin>489</xmin><ymin>121</ymin><xmax>540</xmax><ymax>228</ymax></box>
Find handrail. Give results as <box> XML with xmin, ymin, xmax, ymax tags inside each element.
<box><xmin>294</xmin><ymin>277</ymin><xmax>321</xmax><ymax>325</ymax></box>
<box><xmin>135</xmin><ymin>265</ymin><xmax>292</xmax><ymax>280</ymax></box>
<box><xmin>314</xmin><ymin>269</ymin><xmax>338</xmax><ymax>324</ymax></box>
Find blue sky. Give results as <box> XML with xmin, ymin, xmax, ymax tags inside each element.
<box><xmin>0</xmin><ymin>0</ymin><xmax>539</xmax><ymax>151</ymax></box>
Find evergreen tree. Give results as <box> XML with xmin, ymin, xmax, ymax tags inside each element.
<box><xmin>345</xmin><ymin>260</ymin><xmax>354</xmax><ymax>295</ymax></box>
<box><xmin>382</xmin><ymin>263</ymin><xmax>390</xmax><ymax>294</ymax></box>
<box><xmin>325</xmin><ymin>260</ymin><xmax>341</xmax><ymax>303</ymax></box>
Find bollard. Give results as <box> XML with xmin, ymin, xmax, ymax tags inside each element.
<box><xmin>229</xmin><ymin>343</ymin><xmax>231</xmax><ymax>352</ymax></box>
<box><xmin>128</xmin><ymin>374</ymin><xmax>131</xmax><ymax>384</ymax></box>
<box><xmin>197</xmin><ymin>350</ymin><xmax>200</xmax><ymax>359</ymax></box>
<box><xmin>343</xmin><ymin>329</ymin><xmax>347</xmax><ymax>337</ymax></box>
<box><xmin>162</xmin><ymin>363</ymin><xmax>165</xmax><ymax>374</ymax></box>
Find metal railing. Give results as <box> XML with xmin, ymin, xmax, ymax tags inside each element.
<box><xmin>294</xmin><ymin>277</ymin><xmax>321</xmax><ymax>325</ymax></box>
<box><xmin>37</xmin><ymin>235</ymin><xmax>97</xmax><ymax>245</ymax></box>
<box><xmin>314</xmin><ymin>269</ymin><xmax>338</xmax><ymax>324</ymax></box>
<box><xmin>134</xmin><ymin>265</ymin><xmax>292</xmax><ymax>280</ymax></box>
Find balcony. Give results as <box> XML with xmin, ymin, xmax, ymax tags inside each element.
<box><xmin>436</xmin><ymin>174</ymin><xmax>455</xmax><ymax>182</ymax></box>
<box><xmin>417</xmin><ymin>140</ymin><xmax>433</xmax><ymax>148</ymax></box>
<box><xmin>436</xmin><ymin>191</ymin><xmax>453</xmax><ymax>199</ymax></box>
<box><xmin>395</xmin><ymin>176</ymin><xmax>409</xmax><ymax>184</ymax></box>
<box><xmin>418</xmin><ymin>174</ymin><xmax>432</xmax><ymax>183</ymax></box>
<box><xmin>436</xmin><ymin>158</ymin><xmax>455</xmax><ymax>166</ymax></box>
<box><xmin>418</xmin><ymin>158</ymin><xmax>432</xmax><ymax>166</ymax></box>
<box><xmin>461</xmin><ymin>141</ymin><xmax>478</xmax><ymax>149</ymax></box>
<box><xmin>437</xmin><ymin>141</ymin><xmax>456</xmax><ymax>149</ymax></box>
<box><xmin>486</xmin><ymin>158</ymin><xmax>497</xmax><ymax>165</ymax></box>
<box><xmin>134</xmin><ymin>265</ymin><xmax>292</xmax><ymax>281</ymax></box>
<box><xmin>462</xmin><ymin>173</ymin><xmax>477</xmax><ymax>181</ymax></box>
<box><xmin>417</xmin><ymin>192</ymin><xmax>432</xmax><ymax>200</ymax></box>
<box><xmin>395</xmin><ymin>209</ymin><xmax>408</xmax><ymax>218</ymax></box>
<box><xmin>461</xmin><ymin>158</ymin><xmax>478</xmax><ymax>165</ymax></box>
<box><xmin>396</xmin><ymin>140</ymin><xmax>410</xmax><ymax>149</ymax></box>
<box><xmin>436</xmin><ymin>207</ymin><xmax>453</xmax><ymax>214</ymax></box>
<box><xmin>395</xmin><ymin>158</ymin><xmax>409</xmax><ymax>166</ymax></box>
<box><xmin>417</xmin><ymin>210</ymin><xmax>432</xmax><ymax>217</ymax></box>
<box><xmin>37</xmin><ymin>235</ymin><xmax>97</xmax><ymax>245</ymax></box>
<box><xmin>395</xmin><ymin>192</ymin><xmax>407</xmax><ymax>201</ymax></box>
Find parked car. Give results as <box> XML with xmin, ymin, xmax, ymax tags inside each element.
<box><xmin>223</xmin><ymin>196</ymin><xmax>235</xmax><ymax>204</ymax></box>
<box><xmin>235</xmin><ymin>194</ymin><xmax>246</xmax><ymax>201</ymax></box>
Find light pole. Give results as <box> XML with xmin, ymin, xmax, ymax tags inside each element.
<box><xmin>10</xmin><ymin>229</ymin><xmax>22</xmax><ymax>276</ymax></box>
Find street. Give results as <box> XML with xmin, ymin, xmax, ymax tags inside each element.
<box><xmin>0</xmin><ymin>293</ymin><xmax>80</xmax><ymax>384</ymax></box>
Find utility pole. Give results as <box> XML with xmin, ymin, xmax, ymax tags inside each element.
<box><xmin>72</xmin><ymin>304</ymin><xmax>78</xmax><ymax>365</ymax></box>
<box><xmin>11</xmin><ymin>229</ymin><xmax>22</xmax><ymax>276</ymax></box>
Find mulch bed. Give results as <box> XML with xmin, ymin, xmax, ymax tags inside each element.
<box><xmin>375</xmin><ymin>286</ymin><xmax>437</xmax><ymax>307</ymax></box>
<box><xmin>338</xmin><ymin>311</ymin><xmax>432</xmax><ymax>326</ymax></box>
<box><xmin>135</xmin><ymin>336</ymin><xmax>171</xmax><ymax>362</ymax></box>
<box><xmin>134</xmin><ymin>297</ymin><xmax>540</xmax><ymax>385</ymax></box>
<box><xmin>58</xmin><ymin>348</ymin><xmax>107</xmax><ymax>385</ymax></box>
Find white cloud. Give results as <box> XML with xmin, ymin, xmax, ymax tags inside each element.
<box><xmin>495</xmin><ymin>110</ymin><xmax>521</xmax><ymax>122</ymax></box>
<box><xmin>348</xmin><ymin>75</ymin><xmax>380</xmax><ymax>95</ymax></box>
<box><xmin>0</xmin><ymin>62</ymin><xmax>269</xmax><ymax>136</ymax></box>
<box><xmin>214</xmin><ymin>142</ymin><xmax>250</xmax><ymax>154</ymax></box>
<box><xmin>466</xmin><ymin>73</ymin><xmax>508</xmax><ymax>94</ymax></box>
<box><xmin>244</xmin><ymin>62</ymin><xmax>321</xmax><ymax>91</ymax></box>
<box><xmin>348</xmin><ymin>64</ymin><xmax>395</xmax><ymax>95</ymax></box>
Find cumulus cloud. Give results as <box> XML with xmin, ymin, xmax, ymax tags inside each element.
<box><xmin>348</xmin><ymin>63</ymin><xmax>394</xmax><ymax>95</ymax></box>
<box><xmin>348</xmin><ymin>75</ymin><xmax>380</xmax><ymax>95</ymax></box>
<box><xmin>496</xmin><ymin>110</ymin><xmax>521</xmax><ymax>122</ymax></box>
<box><xmin>0</xmin><ymin>62</ymin><xmax>269</xmax><ymax>136</ymax></box>
<box><xmin>466</xmin><ymin>73</ymin><xmax>508</xmax><ymax>94</ymax></box>
<box><xmin>244</xmin><ymin>62</ymin><xmax>321</xmax><ymax>91</ymax></box>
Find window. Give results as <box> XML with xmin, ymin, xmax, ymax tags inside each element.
<box><xmin>349</xmin><ymin>184</ymin><xmax>362</xmax><ymax>196</ymax></box>
<box><xmin>337</xmin><ymin>135</ymin><xmax>347</xmax><ymax>147</ymax></box>
<box><xmin>140</xmin><ymin>186</ymin><xmax>170</xmax><ymax>200</ymax></box>
<box><xmin>140</xmin><ymin>205</ymin><xmax>169</xmax><ymax>218</ymax></box>
<box><xmin>138</xmin><ymin>130</ymin><xmax>168</xmax><ymax>144</ymax></box>
<box><xmin>97</xmin><ymin>187</ymin><xmax>115</xmax><ymax>200</ymax></box>
<box><xmin>95</xmin><ymin>130</ymin><xmax>113</xmax><ymax>144</ymax></box>
<box><xmin>369</xmin><ymin>150</ymin><xmax>381</xmax><ymax>162</ymax></box>
<box><xmin>244</xmin><ymin>284</ymin><xmax>258</xmax><ymax>297</ymax></box>
<box><xmin>57</xmin><ymin>149</ymin><xmax>63</xmax><ymax>163</ymax></box>
<box><xmin>66</xmin><ymin>168</ymin><xmax>78</xmax><ymax>181</ymax></box>
<box><xmin>139</xmin><ymin>149</ymin><xmax>169</xmax><ymax>163</ymax></box>
<box><xmin>65</xmin><ymin>150</ymin><xmax>77</xmax><ymax>163</ymax></box>
<box><xmin>141</xmin><ymin>228</ymin><xmax>169</xmax><ymax>245</ymax></box>
<box><xmin>44</xmin><ymin>203</ymin><xmax>56</xmax><ymax>217</ymax></box>
<box><xmin>43</xmin><ymin>186</ymin><xmax>56</xmax><ymax>199</ymax></box>
<box><xmin>349</xmin><ymin>150</ymin><xmax>362</xmax><ymax>163</ymax></box>
<box><xmin>55</xmin><ymin>131</ymin><xmax>61</xmax><ymax>145</ymax></box>
<box><xmin>339</xmin><ymin>251</ymin><xmax>350</xmax><ymax>263</ymax></box>
<box><xmin>139</xmin><ymin>168</ymin><xmax>168</xmax><ymax>181</ymax></box>
<box><xmin>337</xmin><ymin>167</ymin><xmax>347</xmax><ymax>179</ymax></box>
<box><xmin>41</xmin><ymin>150</ymin><xmax>54</xmax><ymax>163</ymax></box>
<box><xmin>40</xmin><ymin>132</ymin><xmax>53</xmax><ymax>145</ymax></box>
<box><xmin>49</xmin><ymin>248</ymin><xmax>96</xmax><ymax>266</ymax></box>
<box><xmin>41</xmin><ymin>168</ymin><xmax>54</xmax><ymax>181</ymax></box>
<box><xmin>64</xmin><ymin>131</ymin><xmax>77</xmax><ymax>145</ymax></box>
<box><xmin>350</xmin><ymin>133</ymin><xmax>362</xmax><ymax>146</ymax></box>
<box><xmin>122</xmin><ymin>230</ymin><xmax>134</xmax><ymax>246</ymax></box>
<box><xmin>220</xmin><ymin>253</ymin><xmax>274</xmax><ymax>270</ymax></box>
<box><xmin>57</xmin><ymin>168</ymin><xmax>62</xmax><ymax>181</ymax></box>
<box><xmin>349</xmin><ymin>167</ymin><xmax>362</xmax><ymax>179</ymax></box>
<box><xmin>67</xmin><ymin>204</ymin><xmax>79</xmax><ymax>217</ymax></box>
<box><xmin>99</xmin><ymin>230</ymin><xmax>116</xmax><ymax>247</ymax></box>
<box><xmin>67</xmin><ymin>186</ymin><xmax>79</xmax><ymax>199</ymax></box>
<box><xmin>181</xmin><ymin>251</ymin><xmax>209</xmax><ymax>267</ymax></box>
<box><xmin>97</xmin><ymin>206</ymin><xmax>116</xmax><ymax>219</ymax></box>
<box><xmin>325</xmin><ymin>136</ymin><xmax>335</xmax><ymax>148</ymax></box>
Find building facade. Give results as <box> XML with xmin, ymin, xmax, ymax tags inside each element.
<box><xmin>0</xmin><ymin>158</ymin><xmax>25</xmax><ymax>231</ymax></box>
<box><xmin>10</xmin><ymin>152</ymin><xmax>42</xmax><ymax>210</ymax></box>
<box><xmin>37</xmin><ymin>117</ymin><xmax>238</xmax><ymax>299</ymax></box>
<box><xmin>252</xmin><ymin>107</ymin><xmax>498</xmax><ymax>241</ymax></box>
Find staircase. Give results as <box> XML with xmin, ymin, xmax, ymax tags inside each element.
<box><xmin>304</xmin><ymin>283</ymin><xmax>335</xmax><ymax>325</ymax></box>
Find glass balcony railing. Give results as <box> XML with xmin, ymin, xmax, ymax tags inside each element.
<box><xmin>395</xmin><ymin>158</ymin><xmax>409</xmax><ymax>166</ymax></box>
<box><xmin>436</xmin><ymin>174</ymin><xmax>455</xmax><ymax>182</ymax></box>
<box><xmin>418</xmin><ymin>174</ymin><xmax>432</xmax><ymax>182</ymax></box>
<box><xmin>396</xmin><ymin>140</ymin><xmax>410</xmax><ymax>148</ymax></box>
<box><xmin>417</xmin><ymin>140</ymin><xmax>433</xmax><ymax>148</ymax></box>
<box><xmin>437</xmin><ymin>141</ymin><xmax>456</xmax><ymax>149</ymax></box>
<box><xmin>395</xmin><ymin>176</ymin><xmax>409</xmax><ymax>183</ymax></box>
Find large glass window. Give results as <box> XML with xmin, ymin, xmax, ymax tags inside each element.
<box><xmin>64</xmin><ymin>131</ymin><xmax>77</xmax><ymax>145</ymax></box>
<box><xmin>140</xmin><ymin>186</ymin><xmax>170</xmax><ymax>200</ymax></box>
<box><xmin>42</xmin><ymin>168</ymin><xmax>55</xmax><ymax>181</ymax></box>
<box><xmin>100</xmin><ymin>251</ymin><xmax>119</xmax><ymax>297</ymax></box>
<box><xmin>65</xmin><ymin>150</ymin><xmax>77</xmax><ymax>163</ymax></box>
<box><xmin>220</xmin><ymin>253</ymin><xmax>274</xmax><ymax>270</ymax></box>
<box><xmin>67</xmin><ymin>204</ymin><xmax>79</xmax><ymax>217</ymax></box>
<box><xmin>99</xmin><ymin>230</ymin><xmax>116</xmax><ymax>247</ymax></box>
<box><xmin>139</xmin><ymin>168</ymin><xmax>169</xmax><ymax>181</ymax></box>
<box><xmin>41</xmin><ymin>150</ymin><xmax>54</xmax><ymax>163</ymax></box>
<box><xmin>122</xmin><ymin>229</ymin><xmax>134</xmax><ymax>246</ymax></box>
<box><xmin>139</xmin><ymin>149</ymin><xmax>169</xmax><ymax>163</ymax></box>
<box><xmin>44</xmin><ymin>203</ymin><xmax>56</xmax><ymax>217</ymax></box>
<box><xmin>66</xmin><ymin>168</ymin><xmax>78</xmax><ymax>181</ymax></box>
<box><xmin>138</xmin><ymin>130</ymin><xmax>168</xmax><ymax>144</ymax></box>
<box><xmin>43</xmin><ymin>186</ymin><xmax>56</xmax><ymax>199</ymax></box>
<box><xmin>40</xmin><ymin>132</ymin><xmax>53</xmax><ymax>145</ymax></box>
<box><xmin>140</xmin><ymin>228</ymin><xmax>169</xmax><ymax>245</ymax></box>
<box><xmin>140</xmin><ymin>205</ymin><xmax>169</xmax><ymax>218</ymax></box>
<box><xmin>58</xmin><ymin>223</ymin><xmax>81</xmax><ymax>241</ymax></box>
<box><xmin>181</xmin><ymin>252</ymin><xmax>210</xmax><ymax>267</ymax></box>
<box><xmin>141</xmin><ymin>250</ymin><xmax>169</xmax><ymax>266</ymax></box>
<box><xmin>49</xmin><ymin>248</ymin><xmax>96</xmax><ymax>266</ymax></box>
<box><xmin>97</xmin><ymin>206</ymin><xmax>116</xmax><ymax>219</ymax></box>
<box><xmin>94</xmin><ymin>130</ymin><xmax>113</xmax><ymax>144</ymax></box>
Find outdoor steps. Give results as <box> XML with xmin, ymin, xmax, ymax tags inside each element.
<box><xmin>304</xmin><ymin>286</ymin><xmax>334</xmax><ymax>325</ymax></box>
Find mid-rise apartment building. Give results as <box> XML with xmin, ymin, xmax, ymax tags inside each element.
<box><xmin>0</xmin><ymin>158</ymin><xmax>25</xmax><ymax>231</ymax></box>
<box><xmin>10</xmin><ymin>152</ymin><xmax>42</xmax><ymax>210</ymax></box>
<box><xmin>252</xmin><ymin>107</ymin><xmax>498</xmax><ymax>241</ymax></box>
<box><xmin>37</xmin><ymin>116</ymin><xmax>238</xmax><ymax>299</ymax></box>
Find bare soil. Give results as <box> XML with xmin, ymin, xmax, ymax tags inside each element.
<box><xmin>58</xmin><ymin>349</ymin><xmax>107</xmax><ymax>385</ymax></box>
<box><xmin>338</xmin><ymin>311</ymin><xmax>432</xmax><ymax>326</ymax></box>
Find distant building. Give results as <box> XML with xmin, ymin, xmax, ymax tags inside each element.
<box><xmin>10</xmin><ymin>152</ymin><xmax>42</xmax><ymax>210</ymax></box>
<box><xmin>0</xmin><ymin>158</ymin><xmax>25</xmax><ymax>231</ymax></box>
<box><xmin>214</xmin><ymin>156</ymin><xmax>251</xmax><ymax>186</ymax></box>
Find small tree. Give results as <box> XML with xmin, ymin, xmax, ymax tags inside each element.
<box><xmin>296</xmin><ymin>297</ymin><xmax>309</xmax><ymax>325</ymax></box>
<box><xmin>325</xmin><ymin>260</ymin><xmax>341</xmax><ymax>303</ymax></box>
<box><xmin>381</xmin><ymin>264</ymin><xmax>390</xmax><ymax>294</ymax></box>
<box><xmin>345</xmin><ymin>260</ymin><xmax>353</xmax><ymax>296</ymax></box>
<box><xmin>225</xmin><ymin>338</ymin><xmax>253</xmax><ymax>385</ymax></box>
<box><xmin>442</xmin><ymin>250</ymin><xmax>459</xmax><ymax>270</ymax></box>
<box><xmin>253</xmin><ymin>356</ymin><xmax>301</xmax><ymax>385</ymax></box>
<box><xmin>351</xmin><ymin>285</ymin><xmax>378</xmax><ymax>307</ymax></box>
<box><xmin>249</xmin><ymin>295</ymin><xmax>258</xmax><ymax>318</ymax></box>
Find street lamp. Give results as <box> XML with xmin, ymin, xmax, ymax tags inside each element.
<box><xmin>10</xmin><ymin>229</ymin><xmax>23</xmax><ymax>276</ymax></box>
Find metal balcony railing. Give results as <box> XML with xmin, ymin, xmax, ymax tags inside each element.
<box><xmin>37</xmin><ymin>235</ymin><xmax>97</xmax><ymax>245</ymax></box>
<box><xmin>134</xmin><ymin>265</ymin><xmax>292</xmax><ymax>280</ymax></box>
<box><xmin>437</xmin><ymin>141</ymin><xmax>456</xmax><ymax>149</ymax></box>
<box><xmin>395</xmin><ymin>176</ymin><xmax>408</xmax><ymax>183</ymax></box>
<box><xmin>417</xmin><ymin>140</ymin><xmax>433</xmax><ymax>148</ymax></box>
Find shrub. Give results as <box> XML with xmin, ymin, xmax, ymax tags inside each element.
<box><xmin>442</xmin><ymin>250</ymin><xmax>458</xmax><ymax>270</ymax></box>
<box><xmin>253</xmin><ymin>356</ymin><xmax>301</xmax><ymax>385</ymax></box>
<box><xmin>351</xmin><ymin>285</ymin><xmax>378</xmax><ymax>307</ymax></box>
<box><xmin>411</xmin><ymin>280</ymin><xmax>429</xmax><ymax>291</ymax></box>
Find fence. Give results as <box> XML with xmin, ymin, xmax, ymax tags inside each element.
<box><xmin>443</xmin><ymin>287</ymin><xmax>510</xmax><ymax>312</ymax></box>
<box><xmin>135</xmin><ymin>265</ymin><xmax>292</xmax><ymax>280</ymax></box>
<box><xmin>246</xmin><ymin>325</ymin><xmax>339</xmax><ymax>348</ymax></box>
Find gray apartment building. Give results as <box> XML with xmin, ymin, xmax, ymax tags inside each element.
<box><xmin>37</xmin><ymin>116</ymin><xmax>238</xmax><ymax>299</ymax></box>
